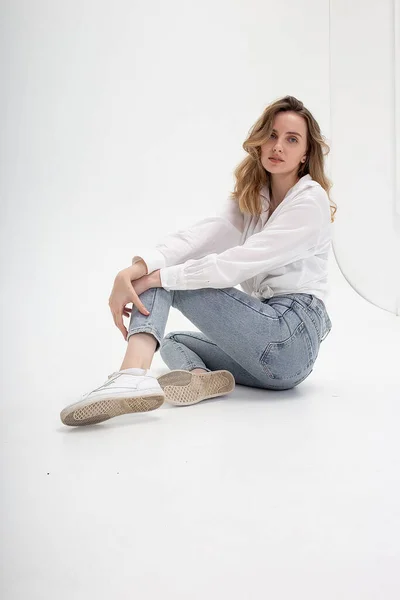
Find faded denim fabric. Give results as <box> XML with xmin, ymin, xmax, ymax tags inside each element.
<box><xmin>127</xmin><ymin>287</ymin><xmax>332</xmax><ymax>391</ymax></box>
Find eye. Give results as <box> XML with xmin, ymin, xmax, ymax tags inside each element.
<box><xmin>270</xmin><ymin>133</ymin><xmax>298</xmax><ymax>143</ymax></box>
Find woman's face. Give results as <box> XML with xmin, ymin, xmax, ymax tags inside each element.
<box><xmin>260</xmin><ymin>111</ymin><xmax>308</xmax><ymax>175</ymax></box>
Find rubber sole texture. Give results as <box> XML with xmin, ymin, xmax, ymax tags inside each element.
<box><xmin>157</xmin><ymin>369</ymin><xmax>235</xmax><ymax>406</ymax></box>
<box><xmin>60</xmin><ymin>393</ymin><xmax>165</xmax><ymax>426</ymax></box>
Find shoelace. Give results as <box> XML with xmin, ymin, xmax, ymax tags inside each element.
<box><xmin>81</xmin><ymin>371</ymin><xmax>149</xmax><ymax>399</ymax></box>
<box><xmin>81</xmin><ymin>372</ymin><xmax>120</xmax><ymax>399</ymax></box>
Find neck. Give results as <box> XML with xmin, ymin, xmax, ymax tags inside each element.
<box><xmin>270</xmin><ymin>172</ymin><xmax>301</xmax><ymax>206</ymax></box>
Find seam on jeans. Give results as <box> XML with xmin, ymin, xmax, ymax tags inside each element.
<box><xmin>162</xmin><ymin>333</ymin><xmax>212</xmax><ymax>372</ymax></box>
<box><xmin>166</xmin><ymin>334</ymin><xmax>198</xmax><ymax>369</ymax></box>
<box><xmin>170</xmin><ymin>332</ymin><xmax>220</xmax><ymax>348</ymax></box>
<box><xmin>312</xmin><ymin>300</ymin><xmax>332</xmax><ymax>340</ymax></box>
<box><xmin>148</xmin><ymin>289</ymin><xmax>157</xmax><ymax>311</ymax></box>
<box><xmin>259</xmin><ymin>320</ymin><xmax>313</xmax><ymax>380</ymax></box>
<box><xmin>128</xmin><ymin>326</ymin><xmax>162</xmax><ymax>347</ymax></box>
<box><xmin>219</xmin><ymin>289</ymin><xmax>282</xmax><ymax>320</ymax></box>
<box><xmin>291</xmin><ymin>299</ymin><xmax>321</xmax><ymax>346</ymax></box>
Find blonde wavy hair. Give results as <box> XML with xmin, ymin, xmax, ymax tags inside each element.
<box><xmin>230</xmin><ymin>95</ymin><xmax>337</xmax><ymax>223</ymax></box>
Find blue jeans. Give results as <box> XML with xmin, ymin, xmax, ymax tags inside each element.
<box><xmin>127</xmin><ymin>287</ymin><xmax>333</xmax><ymax>391</ymax></box>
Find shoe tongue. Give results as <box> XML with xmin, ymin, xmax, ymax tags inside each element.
<box><xmin>119</xmin><ymin>367</ymin><xmax>148</xmax><ymax>376</ymax></box>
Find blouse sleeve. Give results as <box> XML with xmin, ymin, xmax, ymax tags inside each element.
<box><xmin>131</xmin><ymin>195</ymin><xmax>244</xmax><ymax>275</ymax></box>
<box><xmin>158</xmin><ymin>193</ymin><xmax>325</xmax><ymax>290</ymax></box>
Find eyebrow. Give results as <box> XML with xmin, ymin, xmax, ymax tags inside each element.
<box><xmin>272</xmin><ymin>128</ymin><xmax>302</xmax><ymax>138</ymax></box>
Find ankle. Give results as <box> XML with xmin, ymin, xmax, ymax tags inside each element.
<box><xmin>191</xmin><ymin>368</ymin><xmax>208</xmax><ymax>374</ymax></box>
<box><xmin>120</xmin><ymin>362</ymin><xmax>150</xmax><ymax>371</ymax></box>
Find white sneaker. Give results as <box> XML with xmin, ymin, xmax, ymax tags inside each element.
<box><xmin>60</xmin><ymin>368</ymin><xmax>165</xmax><ymax>426</ymax></box>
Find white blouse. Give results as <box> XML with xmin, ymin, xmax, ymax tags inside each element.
<box><xmin>131</xmin><ymin>174</ymin><xmax>333</xmax><ymax>303</ymax></box>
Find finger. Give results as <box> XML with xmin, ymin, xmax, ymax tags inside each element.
<box><xmin>131</xmin><ymin>292</ymin><xmax>150</xmax><ymax>315</ymax></box>
<box><xmin>116</xmin><ymin>314</ymin><xmax>127</xmax><ymax>338</ymax></box>
<box><xmin>110</xmin><ymin>307</ymin><xmax>125</xmax><ymax>331</ymax></box>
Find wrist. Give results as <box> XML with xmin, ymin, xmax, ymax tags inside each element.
<box><xmin>125</xmin><ymin>261</ymin><xmax>148</xmax><ymax>279</ymax></box>
<box><xmin>149</xmin><ymin>269</ymin><xmax>162</xmax><ymax>288</ymax></box>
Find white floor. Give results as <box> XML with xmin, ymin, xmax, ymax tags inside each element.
<box><xmin>2</xmin><ymin>256</ymin><xmax>400</xmax><ymax>600</ymax></box>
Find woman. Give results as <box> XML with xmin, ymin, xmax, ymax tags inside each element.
<box><xmin>60</xmin><ymin>95</ymin><xmax>336</xmax><ymax>426</ymax></box>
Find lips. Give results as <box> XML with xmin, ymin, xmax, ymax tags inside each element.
<box><xmin>269</xmin><ymin>156</ymin><xmax>283</xmax><ymax>162</ymax></box>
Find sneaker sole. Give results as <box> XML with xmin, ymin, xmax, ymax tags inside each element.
<box><xmin>60</xmin><ymin>393</ymin><xmax>165</xmax><ymax>426</ymax></box>
<box><xmin>157</xmin><ymin>370</ymin><xmax>235</xmax><ymax>406</ymax></box>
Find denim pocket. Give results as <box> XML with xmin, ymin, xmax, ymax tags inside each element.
<box><xmin>259</xmin><ymin>320</ymin><xmax>316</xmax><ymax>380</ymax></box>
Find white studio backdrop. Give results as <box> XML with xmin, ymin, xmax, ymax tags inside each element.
<box><xmin>330</xmin><ymin>0</ymin><xmax>400</xmax><ymax>315</ymax></box>
<box><xmin>0</xmin><ymin>0</ymin><xmax>398</xmax><ymax>394</ymax></box>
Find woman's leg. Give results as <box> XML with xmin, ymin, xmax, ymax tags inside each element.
<box><xmin>126</xmin><ymin>286</ymin><xmax>327</xmax><ymax>389</ymax></box>
<box><xmin>120</xmin><ymin>333</ymin><xmax>157</xmax><ymax>371</ymax></box>
<box><xmin>159</xmin><ymin>330</ymin><xmax>276</xmax><ymax>388</ymax></box>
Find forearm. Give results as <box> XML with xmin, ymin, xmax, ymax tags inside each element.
<box><xmin>125</xmin><ymin>259</ymin><xmax>148</xmax><ymax>279</ymax></box>
<box><xmin>148</xmin><ymin>269</ymin><xmax>162</xmax><ymax>287</ymax></box>
<box><xmin>122</xmin><ymin>261</ymin><xmax>162</xmax><ymax>288</ymax></box>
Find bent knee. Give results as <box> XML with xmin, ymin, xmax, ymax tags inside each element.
<box><xmin>161</xmin><ymin>331</ymin><xmax>181</xmax><ymax>344</ymax></box>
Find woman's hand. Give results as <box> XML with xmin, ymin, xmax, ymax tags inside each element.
<box><xmin>123</xmin><ymin>270</ymin><xmax>162</xmax><ymax>316</ymax></box>
<box><xmin>108</xmin><ymin>267</ymin><xmax>162</xmax><ymax>340</ymax></box>
<box><xmin>108</xmin><ymin>266</ymin><xmax>149</xmax><ymax>341</ymax></box>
